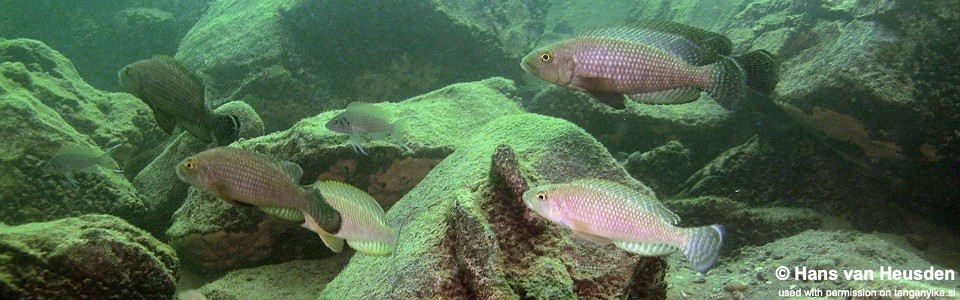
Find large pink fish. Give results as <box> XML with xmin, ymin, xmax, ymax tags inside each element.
<box><xmin>521</xmin><ymin>20</ymin><xmax>777</xmax><ymax>110</ymax></box>
<box><xmin>523</xmin><ymin>179</ymin><xmax>724</xmax><ymax>273</ymax></box>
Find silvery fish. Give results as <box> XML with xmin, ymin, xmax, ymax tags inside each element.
<box><xmin>523</xmin><ymin>179</ymin><xmax>724</xmax><ymax>273</ymax></box>
<box><xmin>42</xmin><ymin>143</ymin><xmax>122</xmax><ymax>186</ymax></box>
<box><xmin>325</xmin><ymin>102</ymin><xmax>411</xmax><ymax>156</ymax></box>
<box><xmin>521</xmin><ymin>20</ymin><xmax>777</xmax><ymax>110</ymax></box>
<box><xmin>301</xmin><ymin>181</ymin><xmax>398</xmax><ymax>256</ymax></box>
<box><xmin>119</xmin><ymin>55</ymin><xmax>239</xmax><ymax>145</ymax></box>
<box><xmin>176</xmin><ymin>147</ymin><xmax>342</xmax><ymax>245</ymax></box>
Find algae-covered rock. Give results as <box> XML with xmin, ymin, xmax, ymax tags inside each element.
<box><xmin>0</xmin><ymin>38</ymin><xmax>162</xmax><ymax>225</ymax></box>
<box><xmin>321</xmin><ymin>113</ymin><xmax>669</xmax><ymax>299</ymax></box>
<box><xmin>191</xmin><ymin>257</ymin><xmax>350</xmax><ymax>300</ymax></box>
<box><xmin>133</xmin><ymin>101</ymin><xmax>264</xmax><ymax>236</ymax></box>
<box><xmin>177</xmin><ymin>0</ymin><xmax>542</xmax><ymax>132</ymax></box>
<box><xmin>0</xmin><ymin>214</ymin><xmax>179</xmax><ymax>299</ymax></box>
<box><xmin>167</xmin><ymin>78</ymin><xmax>524</xmax><ymax>272</ymax></box>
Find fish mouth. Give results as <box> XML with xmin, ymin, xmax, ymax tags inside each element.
<box><xmin>520</xmin><ymin>59</ymin><xmax>531</xmax><ymax>74</ymax></box>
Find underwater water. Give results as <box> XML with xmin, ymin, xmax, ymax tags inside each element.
<box><xmin>1</xmin><ymin>0</ymin><xmax>959</xmax><ymax>299</ymax></box>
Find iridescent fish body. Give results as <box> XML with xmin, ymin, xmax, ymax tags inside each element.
<box><xmin>523</xmin><ymin>179</ymin><xmax>724</xmax><ymax>273</ymax></box>
<box><xmin>302</xmin><ymin>181</ymin><xmax>398</xmax><ymax>256</ymax></box>
<box><xmin>325</xmin><ymin>102</ymin><xmax>410</xmax><ymax>155</ymax></box>
<box><xmin>521</xmin><ymin>20</ymin><xmax>777</xmax><ymax>110</ymax></box>
<box><xmin>42</xmin><ymin>143</ymin><xmax>121</xmax><ymax>186</ymax></box>
<box><xmin>176</xmin><ymin>147</ymin><xmax>342</xmax><ymax>246</ymax></box>
<box><xmin>119</xmin><ymin>55</ymin><xmax>239</xmax><ymax>145</ymax></box>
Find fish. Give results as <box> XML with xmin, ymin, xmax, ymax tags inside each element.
<box><xmin>119</xmin><ymin>55</ymin><xmax>239</xmax><ymax>146</ymax></box>
<box><xmin>42</xmin><ymin>143</ymin><xmax>122</xmax><ymax>186</ymax></box>
<box><xmin>175</xmin><ymin>147</ymin><xmax>343</xmax><ymax>247</ymax></box>
<box><xmin>325</xmin><ymin>102</ymin><xmax>411</xmax><ymax>156</ymax></box>
<box><xmin>521</xmin><ymin>20</ymin><xmax>778</xmax><ymax>110</ymax></box>
<box><xmin>301</xmin><ymin>181</ymin><xmax>398</xmax><ymax>256</ymax></box>
<box><xmin>522</xmin><ymin>179</ymin><xmax>724</xmax><ymax>273</ymax></box>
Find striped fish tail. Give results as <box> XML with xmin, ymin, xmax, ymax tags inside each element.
<box><xmin>681</xmin><ymin>224</ymin><xmax>724</xmax><ymax>274</ymax></box>
<box><xmin>707</xmin><ymin>50</ymin><xmax>777</xmax><ymax>111</ymax></box>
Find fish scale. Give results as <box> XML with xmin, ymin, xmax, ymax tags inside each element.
<box><xmin>570</xmin><ymin>37</ymin><xmax>710</xmax><ymax>93</ymax></box>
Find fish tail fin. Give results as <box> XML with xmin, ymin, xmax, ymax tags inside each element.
<box><xmin>706</xmin><ymin>57</ymin><xmax>746</xmax><ymax>110</ymax></box>
<box><xmin>390</xmin><ymin>117</ymin><xmax>413</xmax><ymax>153</ymax></box>
<box><xmin>681</xmin><ymin>224</ymin><xmax>724</xmax><ymax>274</ymax></box>
<box><xmin>736</xmin><ymin>50</ymin><xmax>778</xmax><ymax>94</ymax></box>
<box><xmin>210</xmin><ymin>113</ymin><xmax>240</xmax><ymax>146</ymax></box>
<box><xmin>97</xmin><ymin>145</ymin><xmax>122</xmax><ymax>171</ymax></box>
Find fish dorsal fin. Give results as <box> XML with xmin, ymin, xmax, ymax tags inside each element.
<box><xmin>269</xmin><ymin>158</ymin><xmax>303</xmax><ymax>183</ymax></box>
<box><xmin>580</xmin><ymin>20</ymin><xmax>730</xmax><ymax>66</ymax></box>
<box><xmin>259</xmin><ymin>207</ymin><xmax>305</xmax><ymax>222</ymax></box>
<box><xmin>345</xmin><ymin>102</ymin><xmax>393</xmax><ymax>122</ymax></box>
<box><xmin>572</xmin><ymin>179</ymin><xmax>681</xmax><ymax>225</ymax></box>
<box><xmin>314</xmin><ymin>181</ymin><xmax>388</xmax><ymax>216</ymax></box>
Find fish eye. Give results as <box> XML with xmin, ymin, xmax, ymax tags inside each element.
<box><xmin>540</xmin><ymin>52</ymin><xmax>552</xmax><ymax>62</ymax></box>
<box><xmin>536</xmin><ymin>193</ymin><xmax>546</xmax><ymax>201</ymax></box>
<box><xmin>184</xmin><ymin>159</ymin><xmax>195</xmax><ymax>170</ymax></box>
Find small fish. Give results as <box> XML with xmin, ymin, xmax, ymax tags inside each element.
<box><xmin>301</xmin><ymin>181</ymin><xmax>398</xmax><ymax>256</ymax></box>
<box><xmin>325</xmin><ymin>102</ymin><xmax>411</xmax><ymax>155</ymax></box>
<box><xmin>42</xmin><ymin>143</ymin><xmax>122</xmax><ymax>186</ymax></box>
<box><xmin>176</xmin><ymin>147</ymin><xmax>342</xmax><ymax>245</ymax></box>
<box><xmin>523</xmin><ymin>179</ymin><xmax>724</xmax><ymax>273</ymax></box>
<box><xmin>521</xmin><ymin>20</ymin><xmax>778</xmax><ymax>110</ymax></box>
<box><xmin>119</xmin><ymin>55</ymin><xmax>239</xmax><ymax>145</ymax></box>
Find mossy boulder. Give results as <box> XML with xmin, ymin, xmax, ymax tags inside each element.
<box><xmin>190</xmin><ymin>257</ymin><xmax>350</xmax><ymax>300</ymax></box>
<box><xmin>176</xmin><ymin>0</ymin><xmax>543</xmax><ymax>132</ymax></box>
<box><xmin>321</xmin><ymin>113</ymin><xmax>669</xmax><ymax>299</ymax></box>
<box><xmin>0</xmin><ymin>38</ymin><xmax>163</xmax><ymax>225</ymax></box>
<box><xmin>166</xmin><ymin>78</ymin><xmax>524</xmax><ymax>272</ymax></box>
<box><xmin>0</xmin><ymin>214</ymin><xmax>179</xmax><ymax>299</ymax></box>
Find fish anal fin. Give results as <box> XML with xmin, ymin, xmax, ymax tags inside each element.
<box><xmin>613</xmin><ymin>241</ymin><xmax>677</xmax><ymax>256</ymax></box>
<box><xmin>628</xmin><ymin>87</ymin><xmax>702</xmax><ymax>105</ymax></box>
<box><xmin>259</xmin><ymin>207</ymin><xmax>305</xmax><ymax>222</ymax></box>
<box><xmin>347</xmin><ymin>240</ymin><xmax>394</xmax><ymax>256</ymax></box>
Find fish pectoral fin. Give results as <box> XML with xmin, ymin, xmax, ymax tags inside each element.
<box><xmin>628</xmin><ymin>87</ymin><xmax>702</xmax><ymax>104</ymax></box>
<box><xmin>152</xmin><ymin>110</ymin><xmax>178</xmax><ymax>134</ymax></box>
<box><xmin>568</xmin><ymin>227</ymin><xmax>610</xmax><ymax>245</ymax></box>
<box><xmin>613</xmin><ymin>241</ymin><xmax>677</xmax><ymax>256</ymax></box>
<box><xmin>584</xmin><ymin>90</ymin><xmax>626</xmax><ymax>109</ymax></box>
<box><xmin>64</xmin><ymin>172</ymin><xmax>78</xmax><ymax>187</ymax></box>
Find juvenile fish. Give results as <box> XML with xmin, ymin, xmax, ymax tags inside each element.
<box><xmin>119</xmin><ymin>55</ymin><xmax>239</xmax><ymax>145</ymax></box>
<box><xmin>301</xmin><ymin>181</ymin><xmax>398</xmax><ymax>256</ymax></box>
<box><xmin>176</xmin><ymin>147</ymin><xmax>342</xmax><ymax>246</ymax></box>
<box><xmin>42</xmin><ymin>143</ymin><xmax>122</xmax><ymax>186</ymax></box>
<box><xmin>521</xmin><ymin>20</ymin><xmax>777</xmax><ymax>110</ymax></box>
<box><xmin>325</xmin><ymin>102</ymin><xmax>411</xmax><ymax>155</ymax></box>
<box><xmin>523</xmin><ymin>179</ymin><xmax>724</xmax><ymax>273</ymax></box>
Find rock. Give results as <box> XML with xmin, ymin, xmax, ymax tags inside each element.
<box><xmin>0</xmin><ymin>214</ymin><xmax>179</xmax><ymax>299</ymax></box>
<box><xmin>322</xmin><ymin>114</ymin><xmax>667</xmax><ymax>298</ymax></box>
<box><xmin>0</xmin><ymin>2</ymin><xmax>207</xmax><ymax>90</ymax></box>
<box><xmin>132</xmin><ymin>101</ymin><xmax>264</xmax><ymax>236</ymax></box>
<box><xmin>0</xmin><ymin>38</ymin><xmax>162</xmax><ymax>225</ymax></box>
<box><xmin>624</xmin><ymin>140</ymin><xmax>694</xmax><ymax>196</ymax></box>
<box><xmin>166</xmin><ymin>78</ymin><xmax>524</xmax><ymax>272</ymax></box>
<box><xmin>190</xmin><ymin>257</ymin><xmax>350</xmax><ymax>300</ymax></box>
<box><xmin>177</xmin><ymin>0</ymin><xmax>543</xmax><ymax>132</ymax></box>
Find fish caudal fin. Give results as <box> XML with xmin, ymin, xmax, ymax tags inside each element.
<box><xmin>736</xmin><ymin>50</ymin><xmax>778</xmax><ymax>94</ymax></box>
<box><xmin>681</xmin><ymin>224</ymin><xmax>724</xmax><ymax>273</ymax></box>
<box><xmin>211</xmin><ymin>113</ymin><xmax>240</xmax><ymax>146</ymax></box>
<box><xmin>706</xmin><ymin>50</ymin><xmax>777</xmax><ymax>111</ymax></box>
<box><xmin>706</xmin><ymin>57</ymin><xmax>746</xmax><ymax>110</ymax></box>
